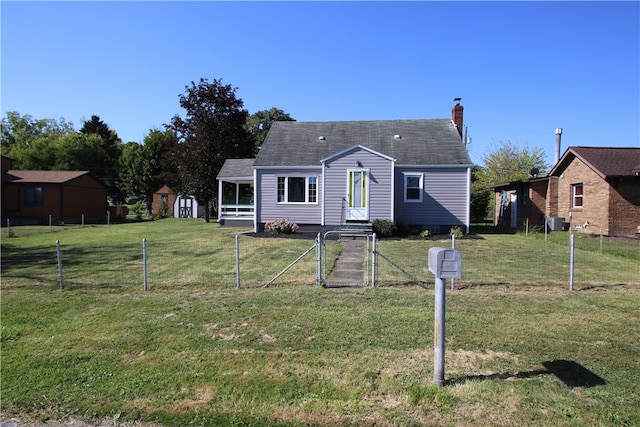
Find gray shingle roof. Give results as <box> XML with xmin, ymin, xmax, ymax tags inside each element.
<box><xmin>254</xmin><ymin>119</ymin><xmax>472</xmax><ymax>167</ymax></box>
<box><xmin>216</xmin><ymin>158</ymin><xmax>255</xmax><ymax>179</ymax></box>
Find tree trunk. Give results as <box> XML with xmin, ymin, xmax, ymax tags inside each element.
<box><xmin>204</xmin><ymin>200</ymin><xmax>210</xmax><ymax>222</ymax></box>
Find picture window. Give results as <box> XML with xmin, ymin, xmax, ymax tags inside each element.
<box><xmin>277</xmin><ymin>176</ymin><xmax>317</xmax><ymax>204</ymax></box>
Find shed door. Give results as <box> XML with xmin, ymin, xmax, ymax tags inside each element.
<box><xmin>179</xmin><ymin>197</ymin><xmax>193</xmax><ymax>218</ymax></box>
<box><xmin>347</xmin><ymin>169</ymin><xmax>369</xmax><ymax>221</ymax></box>
<box><xmin>510</xmin><ymin>194</ymin><xmax>518</xmax><ymax>228</ymax></box>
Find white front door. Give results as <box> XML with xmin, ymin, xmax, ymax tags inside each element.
<box><xmin>347</xmin><ymin>169</ymin><xmax>369</xmax><ymax>221</ymax></box>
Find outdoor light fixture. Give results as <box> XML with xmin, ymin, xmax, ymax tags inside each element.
<box><xmin>356</xmin><ymin>161</ymin><xmax>363</xmax><ymax>167</ymax></box>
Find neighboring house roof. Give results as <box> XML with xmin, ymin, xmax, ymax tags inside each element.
<box><xmin>217</xmin><ymin>158</ymin><xmax>255</xmax><ymax>179</ymax></box>
<box><xmin>550</xmin><ymin>147</ymin><xmax>640</xmax><ymax>179</ymax></box>
<box><xmin>1</xmin><ymin>170</ymin><xmax>101</xmax><ymax>184</ymax></box>
<box><xmin>490</xmin><ymin>176</ymin><xmax>549</xmax><ymax>191</ymax></box>
<box><xmin>254</xmin><ymin>119</ymin><xmax>472</xmax><ymax>167</ymax></box>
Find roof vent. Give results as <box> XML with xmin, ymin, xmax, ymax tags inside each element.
<box><xmin>394</xmin><ymin>134</ymin><xmax>401</xmax><ymax>140</ymax></box>
<box><xmin>318</xmin><ymin>136</ymin><xmax>326</xmax><ymax>141</ymax></box>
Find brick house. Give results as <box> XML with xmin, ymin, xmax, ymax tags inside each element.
<box><xmin>493</xmin><ymin>147</ymin><xmax>640</xmax><ymax>237</ymax></box>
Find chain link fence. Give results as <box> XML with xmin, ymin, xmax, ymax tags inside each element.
<box><xmin>373</xmin><ymin>232</ymin><xmax>639</xmax><ymax>290</ymax></box>
<box><xmin>1</xmin><ymin>232</ymin><xmax>337</xmax><ymax>291</ymax></box>
<box><xmin>2</xmin><ymin>228</ymin><xmax>638</xmax><ymax>291</ymax></box>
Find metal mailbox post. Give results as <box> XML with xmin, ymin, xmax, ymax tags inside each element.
<box><xmin>428</xmin><ymin>247</ymin><xmax>462</xmax><ymax>386</ymax></box>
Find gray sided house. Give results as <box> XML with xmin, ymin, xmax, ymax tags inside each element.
<box><xmin>218</xmin><ymin>105</ymin><xmax>473</xmax><ymax>233</ymax></box>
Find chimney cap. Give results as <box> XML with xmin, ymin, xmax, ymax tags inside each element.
<box><xmin>453</xmin><ymin>97</ymin><xmax>462</xmax><ymax>104</ymax></box>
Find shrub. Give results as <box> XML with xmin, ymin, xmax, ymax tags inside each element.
<box><xmin>449</xmin><ymin>226</ymin><xmax>464</xmax><ymax>239</ymax></box>
<box><xmin>372</xmin><ymin>219</ymin><xmax>395</xmax><ymax>237</ymax></box>
<box><xmin>129</xmin><ymin>201</ymin><xmax>145</xmax><ymax>220</ymax></box>
<box><xmin>420</xmin><ymin>229</ymin><xmax>431</xmax><ymax>238</ymax></box>
<box><xmin>157</xmin><ymin>199</ymin><xmax>169</xmax><ymax>219</ymax></box>
<box><xmin>265</xmin><ymin>218</ymin><xmax>299</xmax><ymax>235</ymax></box>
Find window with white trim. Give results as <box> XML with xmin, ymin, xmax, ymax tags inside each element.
<box><xmin>572</xmin><ymin>183</ymin><xmax>583</xmax><ymax>208</ymax></box>
<box><xmin>277</xmin><ymin>176</ymin><xmax>318</xmax><ymax>203</ymax></box>
<box><xmin>404</xmin><ymin>173</ymin><xmax>423</xmax><ymax>202</ymax></box>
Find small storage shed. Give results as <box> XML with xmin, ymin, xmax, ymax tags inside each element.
<box><xmin>152</xmin><ymin>184</ymin><xmax>204</xmax><ymax>219</ymax></box>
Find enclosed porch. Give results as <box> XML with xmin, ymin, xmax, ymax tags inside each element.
<box><xmin>216</xmin><ymin>158</ymin><xmax>255</xmax><ymax>227</ymax></box>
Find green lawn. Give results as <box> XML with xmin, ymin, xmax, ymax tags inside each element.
<box><xmin>1</xmin><ymin>220</ymin><xmax>639</xmax><ymax>426</ymax></box>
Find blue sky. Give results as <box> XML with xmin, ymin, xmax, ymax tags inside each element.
<box><xmin>2</xmin><ymin>1</ymin><xmax>639</xmax><ymax>167</ymax></box>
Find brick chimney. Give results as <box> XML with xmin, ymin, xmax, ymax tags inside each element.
<box><xmin>452</xmin><ymin>98</ymin><xmax>463</xmax><ymax>138</ymax></box>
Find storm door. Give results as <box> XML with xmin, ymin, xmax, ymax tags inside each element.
<box><xmin>346</xmin><ymin>169</ymin><xmax>369</xmax><ymax>221</ymax></box>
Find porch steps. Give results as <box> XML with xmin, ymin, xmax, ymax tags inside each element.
<box><xmin>339</xmin><ymin>223</ymin><xmax>373</xmax><ymax>237</ymax></box>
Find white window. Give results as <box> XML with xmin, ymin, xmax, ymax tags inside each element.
<box><xmin>277</xmin><ymin>176</ymin><xmax>318</xmax><ymax>203</ymax></box>
<box><xmin>572</xmin><ymin>183</ymin><xmax>583</xmax><ymax>208</ymax></box>
<box><xmin>404</xmin><ymin>173</ymin><xmax>423</xmax><ymax>202</ymax></box>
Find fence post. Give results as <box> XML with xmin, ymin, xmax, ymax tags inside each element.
<box><xmin>316</xmin><ymin>233</ymin><xmax>322</xmax><ymax>286</ymax></box>
<box><xmin>235</xmin><ymin>234</ymin><xmax>241</xmax><ymax>289</ymax></box>
<box><xmin>6</xmin><ymin>219</ymin><xmax>10</xmax><ymax>238</ymax></box>
<box><xmin>49</xmin><ymin>215</ymin><xmax>53</xmax><ymax>232</ymax></box>
<box><xmin>56</xmin><ymin>240</ymin><xmax>64</xmax><ymax>290</ymax></box>
<box><xmin>599</xmin><ymin>225</ymin><xmax>603</xmax><ymax>254</ymax></box>
<box><xmin>142</xmin><ymin>238</ymin><xmax>148</xmax><ymax>291</ymax></box>
<box><xmin>82</xmin><ymin>214</ymin><xmax>85</xmax><ymax>227</ymax></box>
<box><xmin>434</xmin><ymin>276</ymin><xmax>446</xmax><ymax>386</ymax></box>
<box><xmin>544</xmin><ymin>217</ymin><xmax>548</xmax><ymax>241</ymax></box>
<box><xmin>569</xmin><ymin>234</ymin><xmax>575</xmax><ymax>291</ymax></box>
<box><xmin>106</xmin><ymin>210</ymin><xmax>111</xmax><ymax>225</ymax></box>
<box><xmin>371</xmin><ymin>233</ymin><xmax>378</xmax><ymax>287</ymax></box>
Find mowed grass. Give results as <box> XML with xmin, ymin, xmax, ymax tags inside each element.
<box><xmin>1</xmin><ymin>220</ymin><xmax>639</xmax><ymax>426</ymax></box>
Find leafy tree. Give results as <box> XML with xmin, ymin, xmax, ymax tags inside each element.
<box><xmin>475</xmin><ymin>140</ymin><xmax>548</xmax><ymax>188</ymax></box>
<box><xmin>54</xmin><ymin>132</ymin><xmax>107</xmax><ymax>172</ymax></box>
<box><xmin>80</xmin><ymin>115</ymin><xmax>122</xmax><ymax>191</ymax></box>
<box><xmin>1</xmin><ymin>111</ymin><xmax>74</xmax><ymax>169</ymax></box>
<box><xmin>119</xmin><ymin>128</ymin><xmax>179</xmax><ymax>206</ymax></box>
<box><xmin>246</xmin><ymin>107</ymin><xmax>295</xmax><ymax>151</ymax></box>
<box><xmin>167</xmin><ymin>78</ymin><xmax>253</xmax><ymax>222</ymax></box>
<box><xmin>119</xmin><ymin>142</ymin><xmax>145</xmax><ymax>195</ymax></box>
<box><xmin>470</xmin><ymin>166</ymin><xmax>491</xmax><ymax>222</ymax></box>
<box><xmin>142</xmin><ymin>128</ymin><xmax>179</xmax><ymax>192</ymax></box>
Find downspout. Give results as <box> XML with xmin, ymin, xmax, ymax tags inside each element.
<box><xmin>466</xmin><ymin>166</ymin><xmax>471</xmax><ymax>234</ymax></box>
<box><xmin>390</xmin><ymin>160</ymin><xmax>396</xmax><ymax>222</ymax></box>
<box><xmin>320</xmin><ymin>160</ymin><xmax>326</xmax><ymax>226</ymax></box>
